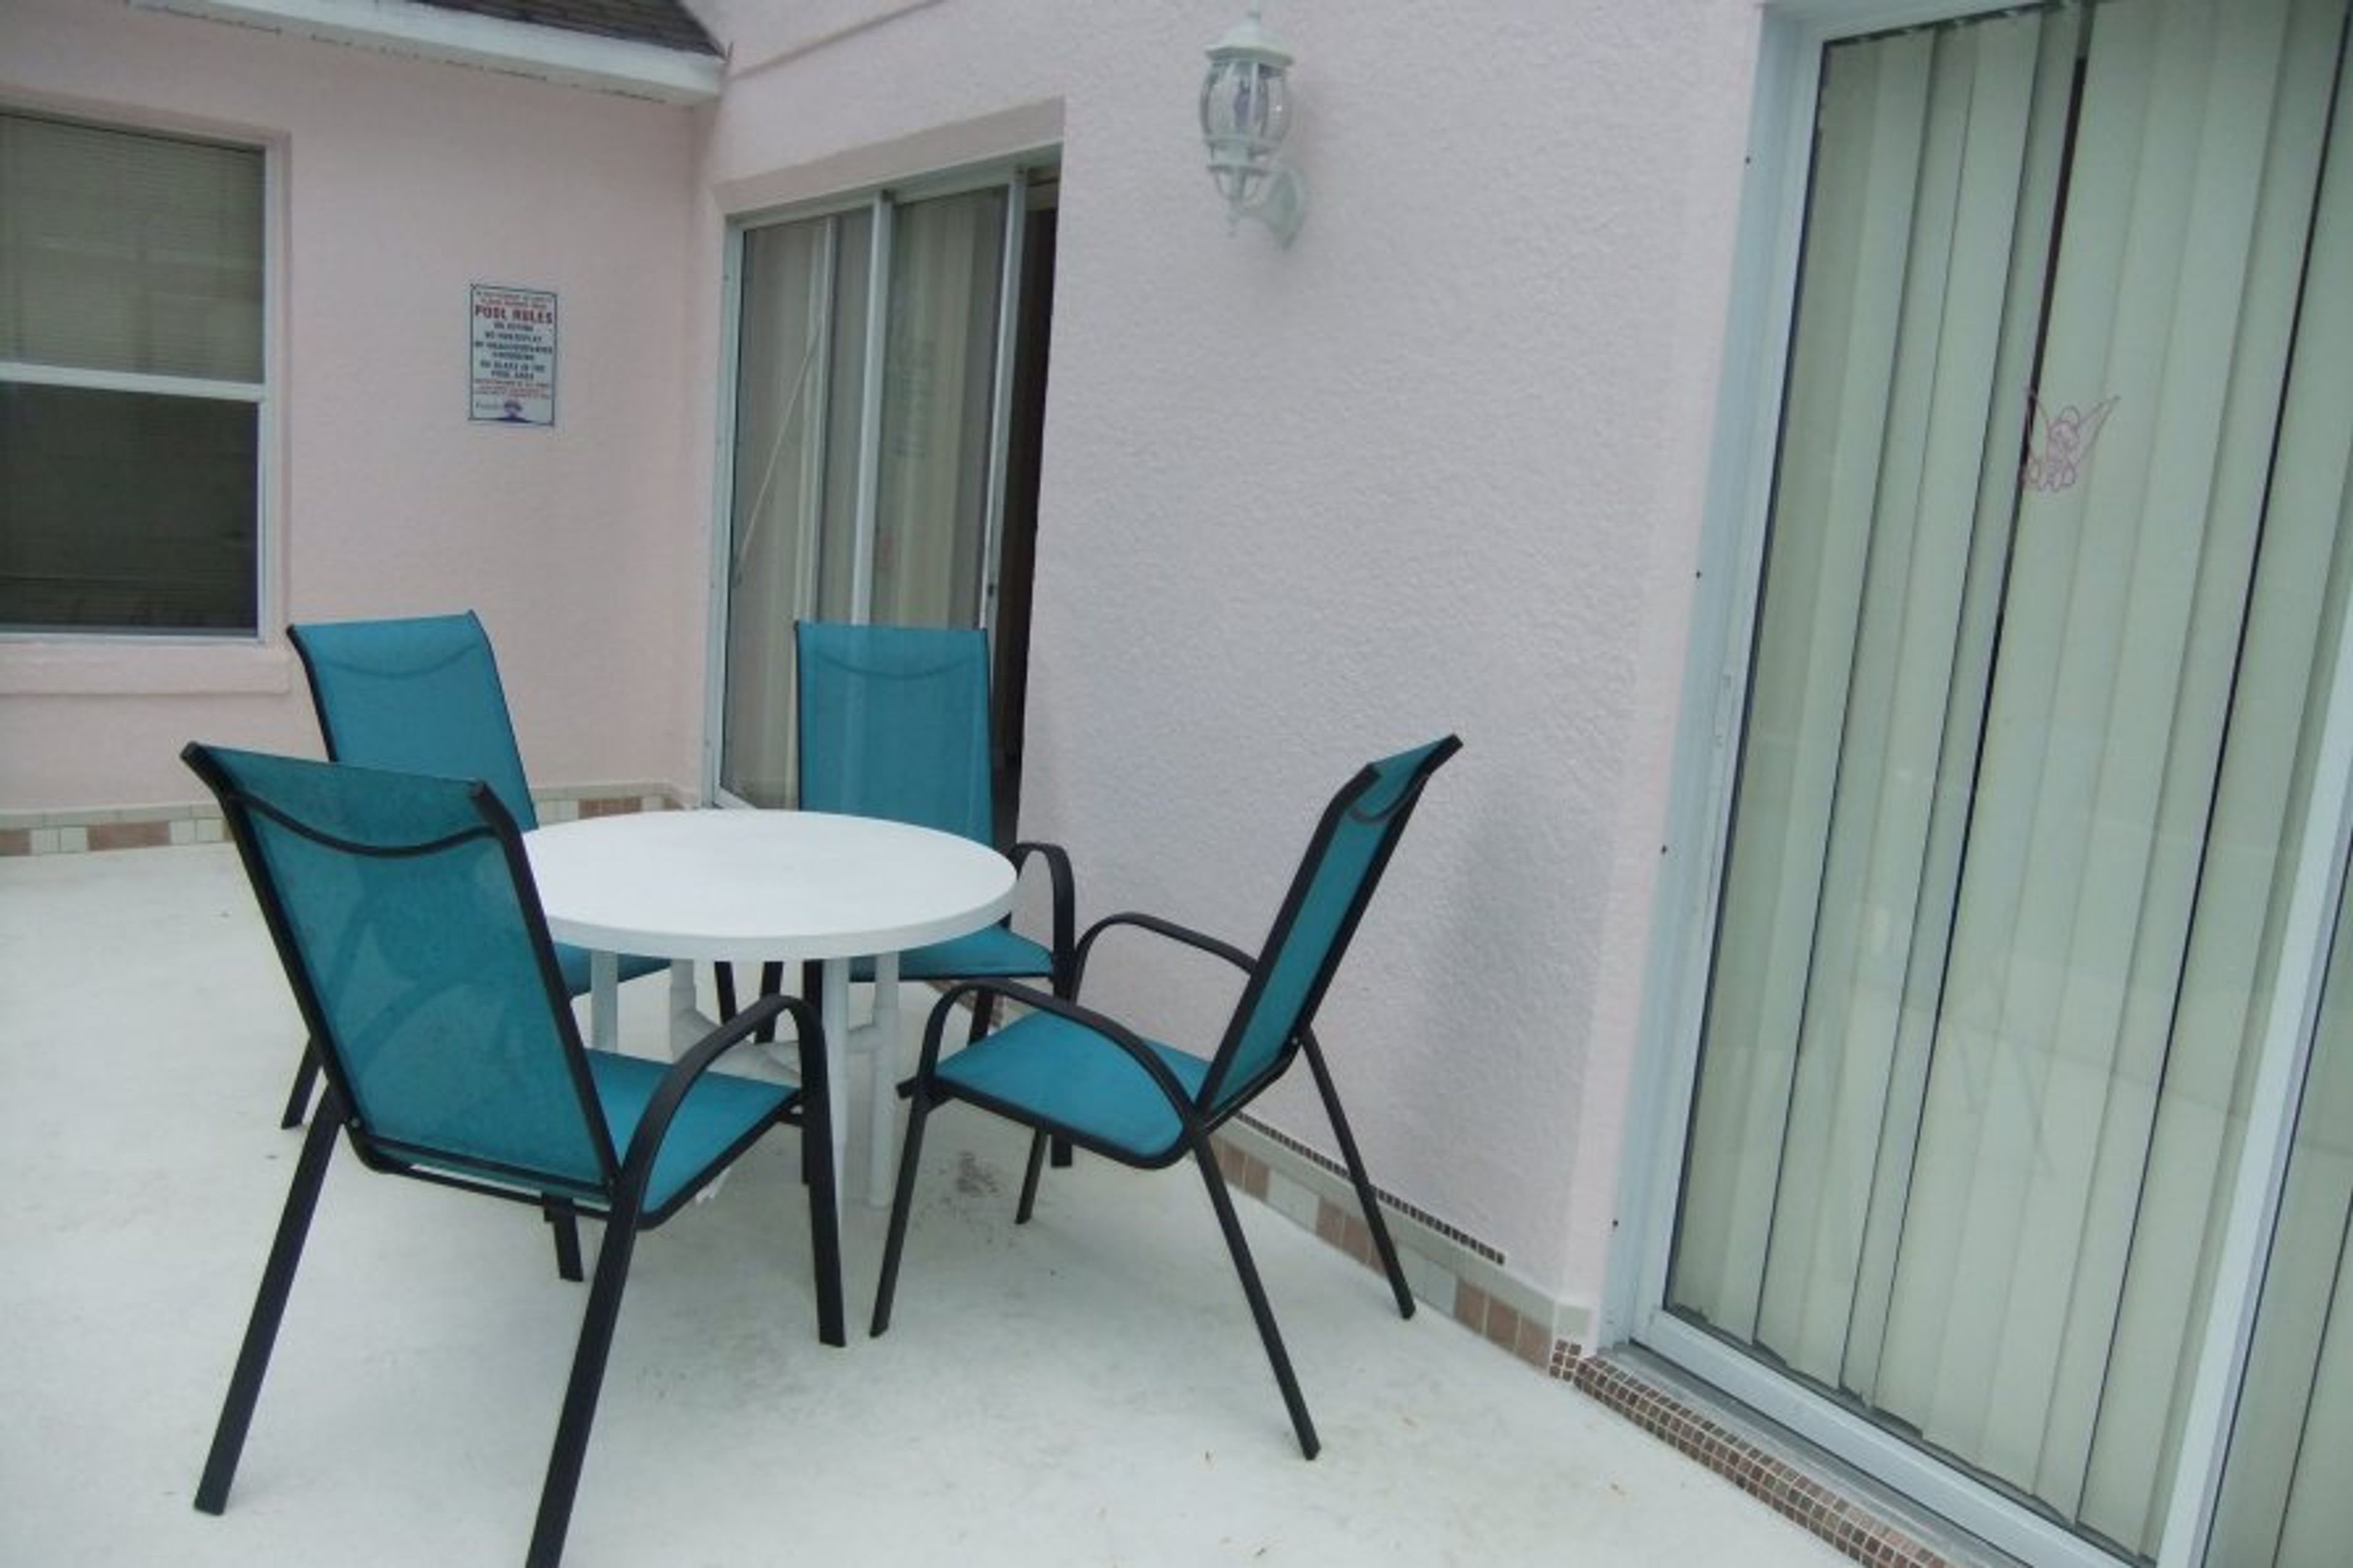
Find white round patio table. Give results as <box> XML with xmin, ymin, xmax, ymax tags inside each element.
<box><xmin>527</xmin><ymin>808</ymin><xmax>1017</xmax><ymax>1211</ymax></box>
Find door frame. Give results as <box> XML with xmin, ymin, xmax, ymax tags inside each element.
<box><xmin>703</xmin><ymin>155</ymin><xmax>1058</xmax><ymax>810</ymax></box>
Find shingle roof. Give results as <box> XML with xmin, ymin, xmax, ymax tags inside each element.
<box><xmin>411</xmin><ymin>1</ymin><xmax>719</xmax><ymax>58</ymax></box>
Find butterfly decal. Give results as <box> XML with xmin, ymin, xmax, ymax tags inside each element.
<box><xmin>2021</xmin><ymin>393</ymin><xmax>2118</xmax><ymax>494</ymax></box>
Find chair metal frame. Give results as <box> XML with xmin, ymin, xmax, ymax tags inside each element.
<box><xmin>184</xmin><ymin>742</ymin><xmax>844</xmax><ymax>1568</ymax></box>
<box><xmin>727</xmin><ymin>620</ymin><xmax>1074</xmax><ymax>1007</ymax></box>
<box><xmin>871</xmin><ymin>736</ymin><xmax>1460</xmax><ymax>1460</ymax></box>
<box><xmin>720</xmin><ymin>622</ymin><xmax>1078</xmax><ymax>1184</ymax></box>
<box><xmin>279</xmin><ymin>612</ymin><xmax>666</xmax><ymax>1130</ymax></box>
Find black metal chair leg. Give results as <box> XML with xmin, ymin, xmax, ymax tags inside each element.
<box><xmin>195</xmin><ymin>1100</ymin><xmax>342</xmax><ymax>1514</ymax></box>
<box><xmin>1015</xmin><ymin>1130</ymin><xmax>1050</xmax><ymax>1224</ymax></box>
<box><xmin>963</xmin><ymin>989</ymin><xmax>998</xmax><ymax>1044</ymax></box>
<box><xmin>278</xmin><ymin>1043</ymin><xmax>320</xmax><ymax>1129</ymax></box>
<box><xmin>526</xmin><ymin>1205</ymin><xmax>641</xmax><ymax>1568</ymax></box>
<box><xmin>719</xmin><ymin>960</ymin><xmax>800</xmax><ymax>1051</ymax></box>
<box><xmin>543</xmin><ymin>1201</ymin><xmax>585</xmax><ymax>1283</ymax></box>
<box><xmin>755</xmin><ymin>962</ymin><xmax>792</xmax><ymax>1045</ymax></box>
<box><xmin>795</xmin><ymin>1044</ymin><xmax>846</xmax><ymax>1348</ymax></box>
<box><xmin>1050</xmin><ymin>1136</ymin><xmax>1074</xmax><ymax>1170</ymax></box>
<box><xmin>1301</xmin><ymin>1034</ymin><xmax>1415</xmax><ymax>1319</ymax></box>
<box><xmin>1191</xmin><ymin>1140</ymin><xmax>1319</xmax><ymax>1460</ymax></box>
<box><xmin>869</xmin><ymin>1093</ymin><xmax>936</xmax><ymax>1337</ymax></box>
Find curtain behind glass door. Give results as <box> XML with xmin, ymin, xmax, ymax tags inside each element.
<box><xmin>1664</xmin><ymin>1</ymin><xmax>2353</xmax><ymax>1556</ymax></box>
<box><xmin>722</xmin><ymin>187</ymin><xmax>1014</xmax><ymax>805</ymax></box>
<box><xmin>2209</xmin><ymin>846</ymin><xmax>2353</xmax><ymax>1566</ymax></box>
<box><xmin>2204</xmin><ymin>38</ymin><xmax>2353</xmax><ymax>1561</ymax></box>
<box><xmin>721</xmin><ymin>211</ymin><xmax>871</xmax><ymax>807</ymax></box>
<box><xmin>871</xmin><ymin>187</ymin><xmax>1007</xmax><ymax>628</ymax></box>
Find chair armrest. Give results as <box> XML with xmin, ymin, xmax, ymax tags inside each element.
<box><xmin>1071</xmin><ymin>910</ymin><xmax>1256</xmax><ymax>996</ymax></box>
<box><xmin>917</xmin><ymin>979</ymin><xmax>1204</xmax><ymax>1121</ymax></box>
<box><xmin>1007</xmin><ymin>839</ymin><xmax>1077</xmax><ymax>992</ymax></box>
<box><xmin>612</xmin><ymin>994</ymin><xmax>825</xmax><ymax>1211</ymax></box>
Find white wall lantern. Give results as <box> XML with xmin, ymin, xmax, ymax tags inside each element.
<box><xmin>1199</xmin><ymin>5</ymin><xmax>1306</xmax><ymax>247</ymax></box>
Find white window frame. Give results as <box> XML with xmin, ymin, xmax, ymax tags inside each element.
<box><xmin>1604</xmin><ymin>5</ymin><xmax>2353</xmax><ymax>1564</ymax></box>
<box><xmin>0</xmin><ymin>105</ymin><xmax>277</xmax><ymax>645</ymax></box>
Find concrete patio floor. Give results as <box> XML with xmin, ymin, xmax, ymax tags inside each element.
<box><xmin>0</xmin><ymin>841</ymin><xmax>1847</xmax><ymax>1567</ymax></box>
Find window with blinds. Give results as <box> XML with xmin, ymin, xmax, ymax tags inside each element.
<box><xmin>0</xmin><ymin>111</ymin><xmax>266</xmax><ymax>634</ymax></box>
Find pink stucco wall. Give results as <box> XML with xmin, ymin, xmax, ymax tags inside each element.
<box><xmin>0</xmin><ymin>0</ymin><xmax>704</xmax><ymax>809</ymax></box>
<box><xmin>2</xmin><ymin>0</ymin><xmax>1768</xmax><ymax>1328</ymax></box>
<box><xmin>683</xmin><ymin>0</ymin><xmax>1766</xmax><ymax>1315</ymax></box>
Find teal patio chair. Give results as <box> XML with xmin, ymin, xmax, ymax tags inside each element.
<box><xmin>871</xmin><ymin>735</ymin><xmax>1461</xmax><ymax>1460</ymax></box>
<box><xmin>280</xmin><ymin>612</ymin><xmax>664</xmax><ymax>1127</ymax></box>
<box><xmin>718</xmin><ymin>622</ymin><xmax>1077</xmax><ymax>1064</ymax></box>
<box><xmin>183</xmin><ymin>743</ymin><xmax>843</xmax><ymax>1568</ymax></box>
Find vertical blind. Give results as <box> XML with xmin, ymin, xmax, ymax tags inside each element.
<box><xmin>719</xmin><ymin>187</ymin><xmax>1010</xmax><ymax>807</ymax></box>
<box><xmin>1667</xmin><ymin>0</ymin><xmax>2352</xmax><ymax>1558</ymax></box>
<box><xmin>722</xmin><ymin>210</ymin><xmax>871</xmax><ymax>806</ymax></box>
<box><xmin>2207</xmin><ymin>39</ymin><xmax>2353</xmax><ymax>1561</ymax></box>
<box><xmin>872</xmin><ymin>189</ymin><xmax>1006</xmax><ymax>628</ymax></box>
<box><xmin>2212</xmin><ymin>854</ymin><xmax>2353</xmax><ymax>1565</ymax></box>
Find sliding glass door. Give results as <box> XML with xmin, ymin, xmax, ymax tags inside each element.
<box><xmin>2210</xmin><ymin>854</ymin><xmax>2353</xmax><ymax>1566</ymax></box>
<box><xmin>1655</xmin><ymin>2</ymin><xmax>2353</xmax><ymax>1562</ymax></box>
<box><xmin>719</xmin><ymin>204</ymin><xmax>870</xmax><ymax>807</ymax></box>
<box><xmin>715</xmin><ymin>173</ymin><xmax>1048</xmax><ymax>809</ymax></box>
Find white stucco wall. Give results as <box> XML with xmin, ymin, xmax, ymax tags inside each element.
<box><xmin>0</xmin><ymin>0</ymin><xmax>704</xmax><ymax>810</ymax></box>
<box><xmin>683</xmin><ymin>0</ymin><xmax>1767</xmax><ymax>1316</ymax></box>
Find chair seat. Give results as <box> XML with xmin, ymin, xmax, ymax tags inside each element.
<box><xmin>556</xmin><ymin>942</ymin><xmax>669</xmax><ymax>998</ymax></box>
<box><xmin>585</xmin><ymin>1052</ymin><xmax>794</xmax><ymax>1216</ymax></box>
<box><xmin>855</xmin><ymin>923</ymin><xmax>1053</xmax><ymax>984</ymax></box>
<box><xmin>873</xmin><ymin>737</ymin><xmax>1460</xmax><ymax>1465</ymax></box>
<box><xmin>187</xmin><ymin>740</ymin><xmax>847</xmax><ymax>1567</ymax></box>
<box><xmin>936</xmin><ymin>1011</ymin><xmax>1209</xmax><ymax>1160</ymax></box>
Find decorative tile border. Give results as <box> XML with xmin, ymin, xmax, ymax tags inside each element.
<box><xmin>579</xmin><ymin>795</ymin><xmax>659</xmax><ymax>817</ymax></box>
<box><xmin>1208</xmin><ymin>1119</ymin><xmax>1578</xmax><ymax>1376</ymax></box>
<box><xmin>0</xmin><ymin>805</ymin><xmax>229</xmax><ymax>855</ymax></box>
<box><xmin>1210</xmin><ymin>1119</ymin><xmax>2008</xmax><ymax>1568</ymax></box>
<box><xmin>1237</xmin><ymin>1112</ymin><xmax>1507</xmax><ymax>1265</ymax></box>
<box><xmin>1566</xmin><ymin>1355</ymin><xmax>1980</xmax><ymax>1567</ymax></box>
<box><xmin>0</xmin><ymin>785</ymin><xmax>679</xmax><ymax>854</ymax></box>
<box><xmin>1458</xmin><ymin>1276</ymin><xmax>1558</xmax><ymax>1368</ymax></box>
<box><xmin>533</xmin><ymin>788</ymin><xmax>678</xmax><ymax>823</ymax></box>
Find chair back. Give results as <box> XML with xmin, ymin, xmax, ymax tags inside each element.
<box><xmin>795</xmin><ymin>620</ymin><xmax>995</xmax><ymax>846</ymax></box>
<box><xmin>1199</xmin><ymin>736</ymin><xmax>1463</xmax><ymax>1115</ymax></box>
<box><xmin>184</xmin><ymin>743</ymin><xmax>615</xmax><ymax>1195</ymax></box>
<box><xmin>289</xmin><ymin>612</ymin><xmax>540</xmax><ymax>830</ymax></box>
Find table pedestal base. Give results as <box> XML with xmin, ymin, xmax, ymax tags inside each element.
<box><xmin>585</xmin><ymin>950</ymin><xmax>903</xmax><ymax>1211</ymax></box>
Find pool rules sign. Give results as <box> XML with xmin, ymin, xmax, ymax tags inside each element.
<box><xmin>469</xmin><ymin>284</ymin><xmax>558</xmax><ymax>426</ymax></box>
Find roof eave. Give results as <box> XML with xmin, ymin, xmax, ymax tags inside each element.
<box><xmin>129</xmin><ymin>0</ymin><xmax>723</xmax><ymax>105</ymax></box>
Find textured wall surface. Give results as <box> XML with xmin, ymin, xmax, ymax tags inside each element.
<box><xmin>2</xmin><ymin>0</ymin><xmax>1768</xmax><ymax>1320</ymax></box>
<box><xmin>685</xmin><ymin>0</ymin><xmax>1767</xmax><ymax>1309</ymax></box>
<box><xmin>0</xmin><ymin>0</ymin><xmax>702</xmax><ymax>809</ymax></box>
